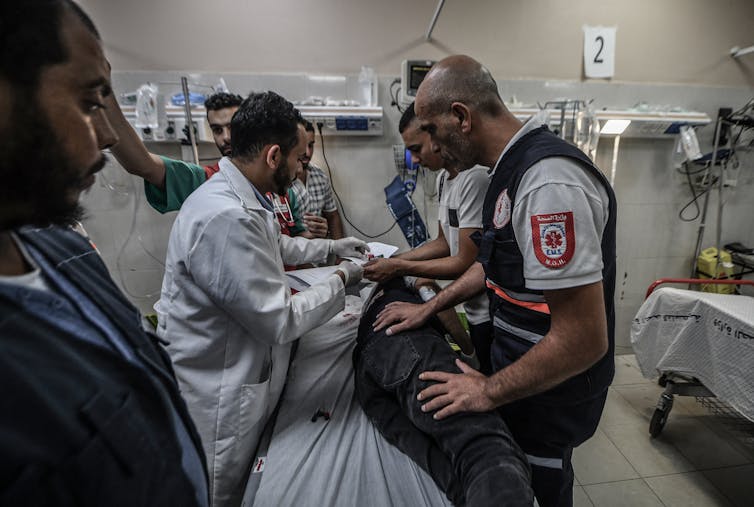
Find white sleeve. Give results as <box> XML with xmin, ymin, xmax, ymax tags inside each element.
<box><xmin>456</xmin><ymin>168</ymin><xmax>488</xmax><ymax>229</ymax></box>
<box><xmin>279</xmin><ymin>234</ymin><xmax>330</xmax><ymax>265</ymax></box>
<box><xmin>512</xmin><ymin>159</ymin><xmax>607</xmax><ymax>291</ymax></box>
<box><xmin>186</xmin><ymin>209</ymin><xmax>344</xmax><ymax>345</ymax></box>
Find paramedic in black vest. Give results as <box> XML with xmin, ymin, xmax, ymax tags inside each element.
<box><xmin>373</xmin><ymin>55</ymin><xmax>617</xmax><ymax>507</ymax></box>
<box><xmin>0</xmin><ymin>1</ymin><xmax>208</xmax><ymax>504</ymax></box>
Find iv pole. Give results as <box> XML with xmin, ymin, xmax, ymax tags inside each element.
<box><xmin>180</xmin><ymin>76</ymin><xmax>200</xmax><ymax>166</ymax></box>
<box><xmin>689</xmin><ymin>118</ymin><xmax>724</xmax><ymax>278</ymax></box>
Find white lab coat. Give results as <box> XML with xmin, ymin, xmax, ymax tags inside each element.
<box><xmin>157</xmin><ymin>157</ymin><xmax>345</xmax><ymax>507</ymax></box>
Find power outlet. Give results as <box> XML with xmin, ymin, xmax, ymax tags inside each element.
<box><xmin>165</xmin><ymin>120</ymin><xmax>176</xmax><ymax>140</ymax></box>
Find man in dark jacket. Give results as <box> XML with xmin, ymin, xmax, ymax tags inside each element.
<box><xmin>375</xmin><ymin>55</ymin><xmax>616</xmax><ymax>507</ymax></box>
<box><xmin>0</xmin><ymin>2</ymin><xmax>209</xmax><ymax>505</ymax></box>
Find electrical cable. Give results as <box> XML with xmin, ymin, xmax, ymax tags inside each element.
<box><xmin>316</xmin><ymin>124</ymin><xmax>397</xmax><ymax>238</ymax></box>
<box><xmin>389</xmin><ymin>78</ymin><xmax>404</xmax><ymax>113</ymax></box>
<box><xmin>677</xmin><ymin>160</ymin><xmax>710</xmax><ymax>222</ymax></box>
<box><xmin>676</xmin><ymin>104</ymin><xmax>753</xmax><ymax>223</ymax></box>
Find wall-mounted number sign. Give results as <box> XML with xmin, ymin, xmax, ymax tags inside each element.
<box><xmin>583</xmin><ymin>26</ymin><xmax>616</xmax><ymax>78</ymax></box>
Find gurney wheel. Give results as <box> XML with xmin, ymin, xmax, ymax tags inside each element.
<box><xmin>649</xmin><ymin>407</ymin><xmax>669</xmax><ymax>437</ymax></box>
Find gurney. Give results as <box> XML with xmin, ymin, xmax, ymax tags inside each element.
<box><xmin>630</xmin><ymin>278</ymin><xmax>754</xmax><ymax>437</ymax></box>
<box><xmin>241</xmin><ymin>295</ymin><xmax>453</xmax><ymax>506</ymax></box>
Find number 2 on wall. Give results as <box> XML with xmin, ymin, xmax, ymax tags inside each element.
<box><xmin>583</xmin><ymin>26</ymin><xmax>616</xmax><ymax>78</ymax></box>
<box><xmin>593</xmin><ymin>36</ymin><xmax>604</xmax><ymax>63</ymax></box>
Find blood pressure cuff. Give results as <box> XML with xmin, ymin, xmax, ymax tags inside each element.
<box><xmin>384</xmin><ymin>176</ymin><xmax>428</xmax><ymax>248</ymax></box>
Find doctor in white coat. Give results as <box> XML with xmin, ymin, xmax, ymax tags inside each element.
<box><xmin>157</xmin><ymin>92</ymin><xmax>366</xmax><ymax>507</ymax></box>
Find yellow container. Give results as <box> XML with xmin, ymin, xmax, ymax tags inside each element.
<box><xmin>697</xmin><ymin>247</ymin><xmax>735</xmax><ymax>294</ymax></box>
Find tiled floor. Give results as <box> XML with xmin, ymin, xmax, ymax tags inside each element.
<box><xmin>571</xmin><ymin>354</ymin><xmax>754</xmax><ymax>507</ymax></box>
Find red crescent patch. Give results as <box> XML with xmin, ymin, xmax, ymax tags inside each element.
<box><xmin>531</xmin><ymin>212</ymin><xmax>575</xmax><ymax>269</ymax></box>
<box><xmin>493</xmin><ymin>189</ymin><xmax>511</xmax><ymax>229</ymax></box>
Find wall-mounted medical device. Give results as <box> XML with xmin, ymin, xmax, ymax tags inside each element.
<box><xmin>510</xmin><ymin>107</ymin><xmax>711</xmax><ymax>138</ymax></box>
<box><xmin>122</xmin><ymin>105</ymin><xmax>384</xmax><ymax>140</ymax></box>
<box><xmin>122</xmin><ymin>105</ymin><xmax>213</xmax><ymax>143</ymax></box>
<box><xmin>400</xmin><ymin>60</ymin><xmax>436</xmax><ymax>105</ymax></box>
<box><xmin>298</xmin><ymin>106</ymin><xmax>383</xmax><ymax>136</ymax></box>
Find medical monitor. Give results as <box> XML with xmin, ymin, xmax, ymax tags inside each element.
<box><xmin>400</xmin><ymin>59</ymin><xmax>436</xmax><ymax>105</ymax></box>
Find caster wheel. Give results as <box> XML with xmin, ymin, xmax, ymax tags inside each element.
<box><xmin>650</xmin><ymin>407</ymin><xmax>668</xmax><ymax>437</ymax></box>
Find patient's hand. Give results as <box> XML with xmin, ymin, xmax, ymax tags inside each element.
<box><xmin>363</xmin><ymin>258</ymin><xmax>402</xmax><ymax>283</ymax></box>
<box><xmin>417</xmin><ymin>359</ymin><xmax>494</xmax><ymax>420</ymax></box>
<box><xmin>304</xmin><ymin>213</ymin><xmax>328</xmax><ymax>238</ymax></box>
<box><xmin>373</xmin><ymin>301</ymin><xmax>430</xmax><ymax>335</ymax></box>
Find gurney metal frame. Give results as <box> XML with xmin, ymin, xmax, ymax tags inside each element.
<box><xmin>642</xmin><ymin>278</ymin><xmax>754</xmax><ymax>438</ymax></box>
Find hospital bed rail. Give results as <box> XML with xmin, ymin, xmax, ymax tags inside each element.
<box><xmin>642</xmin><ymin>277</ymin><xmax>754</xmax><ymax>438</ymax></box>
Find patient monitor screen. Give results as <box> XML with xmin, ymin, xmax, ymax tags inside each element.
<box><xmin>409</xmin><ymin>65</ymin><xmax>432</xmax><ymax>94</ymax></box>
<box><xmin>402</xmin><ymin>60</ymin><xmax>435</xmax><ymax>98</ymax></box>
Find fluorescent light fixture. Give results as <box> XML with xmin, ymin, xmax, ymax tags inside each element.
<box><xmin>308</xmin><ymin>75</ymin><xmax>347</xmax><ymax>82</ymax></box>
<box><xmin>600</xmin><ymin>119</ymin><xmax>631</xmax><ymax>135</ymax></box>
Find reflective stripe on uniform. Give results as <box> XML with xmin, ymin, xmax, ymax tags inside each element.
<box><xmin>497</xmin><ymin>286</ymin><xmax>546</xmax><ymax>303</ymax></box>
<box><xmin>486</xmin><ymin>279</ymin><xmax>550</xmax><ymax>314</ymax></box>
<box><xmin>493</xmin><ymin>316</ymin><xmax>545</xmax><ymax>344</ymax></box>
<box><xmin>525</xmin><ymin>453</ymin><xmax>563</xmax><ymax>470</ymax></box>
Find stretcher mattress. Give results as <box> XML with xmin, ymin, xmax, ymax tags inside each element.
<box><xmin>242</xmin><ymin>295</ymin><xmax>452</xmax><ymax>506</ymax></box>
<box><xmin>631</xmin><ymin>287</ymin><xmax>754</xmax><ymax>422</ymax></box>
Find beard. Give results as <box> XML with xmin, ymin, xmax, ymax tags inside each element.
<box><xmin>272</xmin><ymin>158</ymin><xmax>293</xmax><ymax>196</ymax></box>
<box><xmin>443</xmin><ymin>129</ymin><xmax>478</xmax><ymax>169</ymax></box>
<box><xmin>0</xmin><ymin>91</ymin><xmax>105</xmax><ymax>230</ymax></box>
<box><xmin>218</xmin><ymin>143</ymin><xmax>232</xmax><ymax>157</ymax></box>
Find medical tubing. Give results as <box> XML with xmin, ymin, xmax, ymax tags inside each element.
<box><xmin>114</xmin><ymin>173</ymin><xmax>163</xmax><ymax>300</ymax></box>
<box><xmin>316</xmin><ymin>124</ymin><xmax>398</xmax><ymax>238</ymax></box>
<box><xmin>97</xmin><ymin>154</ymin><xmax>163</xmax><ymax>299</ymax></box>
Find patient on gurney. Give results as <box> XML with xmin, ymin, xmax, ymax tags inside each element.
<box><xmin>354</xmin><ymin>278</ymin><xmax>534</xmax><ymax>506</ymax></box>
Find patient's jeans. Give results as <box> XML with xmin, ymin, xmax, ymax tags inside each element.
<box><xmin>353</xmin><ymin>281</ymin><xmax>533</xmax><ymax>507</ymax></box>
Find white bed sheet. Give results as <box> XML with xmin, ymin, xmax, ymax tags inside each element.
<box><xmin>630</xmin><ymin>287</ymin><xmax>754</xmax><ymax>421</ymax></box>
<box><xmin>242</xmin><ymin>295</ymin><xmax>452</xmax><ymax>506</ymax></box>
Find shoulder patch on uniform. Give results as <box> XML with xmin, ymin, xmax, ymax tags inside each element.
<box><xmin>531</xmin><ymin>212</ymin><xmax>575</xmax><ymax>269</ymax></box>
<box><xmin>493</xmin><ymin>189</ymin><xmax>511</xmax><ymax>229</ymax></box>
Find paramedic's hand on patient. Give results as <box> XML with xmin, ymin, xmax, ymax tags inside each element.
<box><xmin>417</xmin><ymin>360</ymin><xmax>495</xmax><ymax>420</ymax></box>
<box><xmin>304</xmin><ymin>213</ymin><xmax>328</xmax><ymax>238</ymax></box>
<box><xmin>335</xmin><ymin>261</ymin><xmax>363</xmax><ymax>287</ymax></box>
<box><xmin>363</xmin><ymin>258</ymin><xmax>403</xmax><ymax>283</ymax></box>
<box><xmin>330</xmin><ymin>237</ymin><xmax>369</xmax><ymax>260</ymax></box>
<box><xmin>373</xmin><ymin>301</ymin><xmax>433</xmax><ymax>336</ymax></box>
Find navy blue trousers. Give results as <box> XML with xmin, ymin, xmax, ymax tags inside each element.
<box><xmin>491</xmin><ymin>325</ymin><xmax>608</xmax><ymax>507</ymax></box>
<box><xmin>469</xmin><ymin>320</ymin><xmax>493</xmax><ymax>376</ymax></box>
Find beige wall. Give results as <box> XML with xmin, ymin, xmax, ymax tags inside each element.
<box><xmin>77</xmin><ymin>1</ymin><xmax>754</xmax><ymax>352</ymax></box>
<box><xmin>82</xmin><ymin>0</ymin><xmax>754</xmax><ymax>86</ymax></box>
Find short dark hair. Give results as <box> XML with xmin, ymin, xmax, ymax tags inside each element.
<box><xmin>204</xmin><ymin>92</ymin><xmax>244</xmax><ymax>112</ymax></box>
<box><xmin>0</xmin><ymin>0</ymin><xmax>99</xmax><ymax>88</ymax></box>
<box><xmin>398</xmin><ymin>102</ymin><xmax>418</xmax><ymax>134</ymax></box>
<box><xmin>303</xmin><ymin>120</ymin><xmax>315</xmax><ymax>133</ymax></box>
<box><xmin>231</xmin><ymin>91</ymin><xmax>303</xmax><ymax>161</ymax></box>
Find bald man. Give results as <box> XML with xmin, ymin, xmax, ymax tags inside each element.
<box><xmin>374</xmin><ymin>55</ymin><xmax>616</xmax><ymax>507</ymax></box>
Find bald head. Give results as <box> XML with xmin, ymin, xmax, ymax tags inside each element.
<box><xmin>413</xmin><ymin>55</ymin><xmax>522</xmax><ymax>169</ymax></box>
<box><xmin>415</xmin><ymin>55</ymin><xmax>504</xmax><ymax>118</ymax></box>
